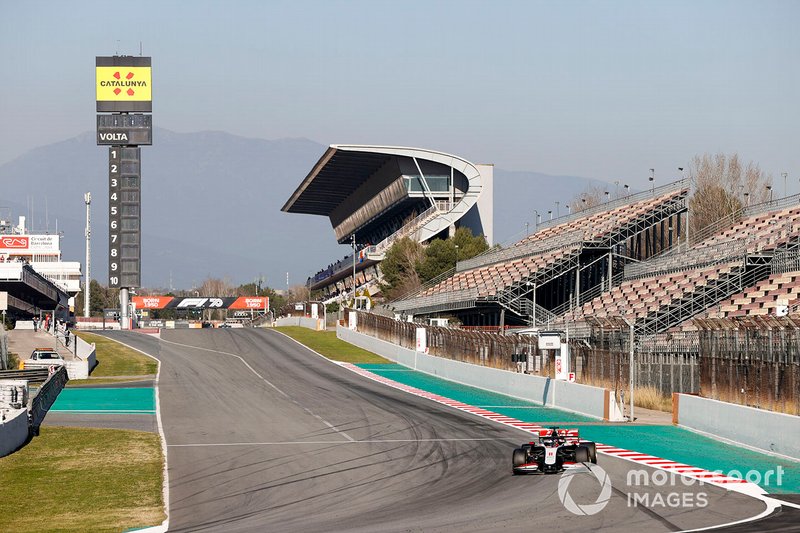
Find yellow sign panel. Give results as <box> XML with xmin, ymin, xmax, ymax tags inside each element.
<box><xmin>96</xmin><ymin>66</ymin><xmax>152</xmax><ymax>102</ymax></box>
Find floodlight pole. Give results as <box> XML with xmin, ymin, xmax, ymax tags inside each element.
<box><xmin>84</xmin><ymin>192</ymin><xmax>91</xmax><ymax>318</ymax></box>
<box><xmin>622</xmin><ymin>317</ymin><xmax>635</xmax><ymax>422</ymax></box>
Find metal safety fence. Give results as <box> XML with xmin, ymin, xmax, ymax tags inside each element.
<box><xmin>353</xmin><ymin>311</ymin><xmax>800</xmax><ymax>414</ymax></box>
<box><xmin>696</xmin><ymin>322</ymin><xmax>800</xmax><ymax>415</ymax></box>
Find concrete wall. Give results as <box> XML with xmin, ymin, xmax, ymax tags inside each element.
<box><xmin>338</xmin><ymin>325</ymin><xmax>623</xmax><ymax>420</ymax></box>
<box><xmin>275</xmin><ymin>317</ymin><xmax>325</xmax><ymax>331</ymax></box>
<box><xmin>0</xmin><ymin>408</ymin><xmax>29</xmax><ymax>457</ymax></box>
<box><xmin>23</xmin><ymin>353</ymin><xmax>96</xmax><ymax>380</ymax></box>
<box><xmin>675</xmin><ymin>393</ymin><xmax>800</xmax><ymax>460</ymax></box>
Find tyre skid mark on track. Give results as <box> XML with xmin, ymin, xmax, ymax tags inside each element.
<box><xmin>337</xmin><ymin>362</ymin><xmax>767</xmax><ymax>497</ymax></box>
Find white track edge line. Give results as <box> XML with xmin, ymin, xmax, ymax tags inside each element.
<box><xmin>96</xmin><ymin>332</ymin><xmax>169</xmax><ymax>533</ymax></box>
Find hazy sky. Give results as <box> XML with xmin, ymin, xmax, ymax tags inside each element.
<box><xmin>1</xmin><ymin>0</ymin><xmax>798</xmax><ymax>191</ymax></box>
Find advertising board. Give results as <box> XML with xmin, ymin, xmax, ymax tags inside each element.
<box><xmin>96</xmin><ymin>56</ymin><xmax>152</xmax><ymax>112</ymax></box>
<box><xmin>0</xmin><ymin>235</ymin><xmax>60</xmax><ymax>255</ymax></box>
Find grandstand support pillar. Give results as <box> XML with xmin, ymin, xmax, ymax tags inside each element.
<box><xmin>412</xmin><ymin>157</ymin><xmax>437</xmax><ymax>209</ymax></box>
<box><xmin>575</xmin><ymin>268</ymin><xmax>580</xmax><ymax>309</ymax></box>
<box><xmin>608</xmin><ymin>251</ymin><xmax>613</xmax><ymax>290</ymax></box>
<box><xmin>499</xmin><ymin>308</ymin><xmax>505</xmax><ymax>333</ymax></box>
<box><xmin>119</xmin><ymin>287</ymin><xmax>129</xmax><ymax>330</ymax></box>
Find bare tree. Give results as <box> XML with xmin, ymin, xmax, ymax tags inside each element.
<box><xmin>571</xmin><ymin>185</ymin><xmax>610</xmax><ymax>213</ymax></box>
<box><xmin>689</xmin><ymin>153</ymin><xmax>772</xmax><ymax>237</ymax></box>
<box><xmin>197</xmin><ymin>277</ymin><xmax>235</xmax><ymax>320</ymax></box>
<box><xmin>287</xmin><ymin>284</ymin><xmax>310</xmax><ymax>304</ymax></box>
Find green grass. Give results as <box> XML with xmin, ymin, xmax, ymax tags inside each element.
<box><xmin>0</xmin><ymin>426</ymin><xmax>164</xmax><ymax>532</ymax></box>
<box><xmin>67</xmin><ymin>377</ymin><xmax>153</xmax><ymax>387</ymax></box>
<box><xmin>74</xmin><ymin>331</ymin><xmax>157</xmax><ymax>379</ymax></box>
<box><xmin>275</xmin><ymin>326</ymin><xmax>390</xmax><ymax>364</ymax></box>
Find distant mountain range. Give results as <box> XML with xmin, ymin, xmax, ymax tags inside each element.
<box><xmin>0</xmin><ymin>130</ymin><xmax>608</xmax><ymax>289</ymax></box>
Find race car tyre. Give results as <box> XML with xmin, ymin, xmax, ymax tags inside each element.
<box><xmin>575</xmin><ymin>446</ymin><xmax>590</xmax><ymax>463</ymax></box>
<box><xmin>585</xmin><ymin>442</ymin><xmax>597</xmax><ymax>464</ymax></box>
<box><xmin>512</xmin><ymin>448</ymin><xmax>527</xmax><ymax>468</ymax></box>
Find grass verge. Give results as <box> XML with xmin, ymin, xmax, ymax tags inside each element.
<box><xmin>275</xmin><ymin>326</ymin><xmax>390</xmax><ymax>364</ymax></box>
<box><xmin>74</xmin><ymin>331</ymin><xmax>158</xmax><ymax>379</ymax></box>
<box><xmin>582</xmin><ymin>377</ymin><xmax>673</xmax><ymax>412</ymax></box>
<box><xmin>0</xmin><ymin>426</ymin><xmax>164</xmax><ymax>533</ymax></box>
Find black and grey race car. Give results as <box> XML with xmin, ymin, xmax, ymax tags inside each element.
<box><xmin>512</xmin><ymin>427</ymin><xmax>597</xmax><ymax>474</ymax></box>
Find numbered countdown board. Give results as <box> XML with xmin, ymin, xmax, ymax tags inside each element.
<box><xmin>108</xmin><ymin>147</ymin><xmax>141</xmax><ymax>288</ymax></box>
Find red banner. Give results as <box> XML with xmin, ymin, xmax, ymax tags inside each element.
<box><xmin>228</xmin><ymin>297</ymin><xmax>269</xmax><ymax>310</ymax></box>
<box><xmin>132</xmin><ymin>296</ymin><xmax>174</xmax><ymax>309</ymax></box>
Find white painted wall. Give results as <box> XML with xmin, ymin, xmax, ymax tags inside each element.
<box><xmin>676</xmin><ymin>393</ymin><xmax>800</xmax><ymax>460</ymax></box>
<box><xmin>275</xmin><ymin>317</ymin><xmax>325</xmax><ymax>331</ymax></box>
<box><xmin>0</xmin><ymin>408</ymin><xmax>29</xmax><ymax>457</ymax></box>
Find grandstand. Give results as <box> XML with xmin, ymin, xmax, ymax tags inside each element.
<box><xmin>390</xmin><ymin>180</ymin><xmax>689</xmax><ymax>326</ymax></box>
<box><xmin>282</xmin><ymin>145</ymin><xmax>493</xmax><ymax>301</ymax></box>
<box><xmin>561</xmin><ymin>195</ymin><xmax>800</xmax><ymax>335</ymax></box>
<box><xmin>387</xmin><ymin>171</ymin><xmax>800</xmax><ymax>335</ymax></box>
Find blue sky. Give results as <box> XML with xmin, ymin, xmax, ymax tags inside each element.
<box><xmin>1</xmin><ymin>0</ymin><xmax>798</xmax><ymax>190</ymax></box>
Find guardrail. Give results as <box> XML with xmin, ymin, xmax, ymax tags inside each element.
<box><xmin>0</xmin><ymin>368</ymin><xmax>50</xmax><ymax>382</ymax></box>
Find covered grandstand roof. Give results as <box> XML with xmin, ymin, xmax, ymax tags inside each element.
<box><xmin>284</xmin><ymin>144</ymin><xmax>492</xmax><ymax>249</ymax></box>
<box><xmin>0</xmin><ymin>263</ymin><xmax>69</xmax><ymax>316</ymax></box>
<box><xmin>282</xmin><ymin>146</ymin><xmax>393</xmax><ymax>215</ymax></box>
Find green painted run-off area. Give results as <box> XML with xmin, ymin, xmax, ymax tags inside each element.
<box><xmin>51</xmin><ymin>388</ymin><xmax>155</xmax><ymax>414</ymax></box>
<box><xmin>357</xmin><ymin>363</ymin><xmax>800</xmax><ymax>494</ymax></box>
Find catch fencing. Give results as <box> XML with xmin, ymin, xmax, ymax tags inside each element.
<box><xmin>570</xmin><ymin>327</ymin><xmax>700</xmax><ymax>396</ymax></box>
<box><xmin>355</xmin><ymin>311</ymin><xmax>542</xmax><ymax>372</ymax></box>
<box><xmin>696</xmin><ymin>319</ymin><xmax>800</xmax><ymax>415</ymax></box>
<box><xmin>353</xmin><ymin>311</ymin><xmax>800</xmax><ymax>414</ymax></box>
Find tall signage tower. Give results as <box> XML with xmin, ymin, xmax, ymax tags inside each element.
<box><xmin>95</xmin><ymin>55</ymin><xmax>152</xmax><ymax>329</ymax></box>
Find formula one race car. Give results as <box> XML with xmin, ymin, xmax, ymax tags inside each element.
<box><xmin>512</xmin><ymin>427</ymin><xmax>597</xmax><ymax>475</ymax></box>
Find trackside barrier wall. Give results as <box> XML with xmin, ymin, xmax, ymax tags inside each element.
<box><xmin>675</xmin><ymin>393</ymin><xmax>800</xmax><ymax>460</ymax></box>
<box><xmin>338</xmin><ymin>325</ymin><xmax>623</xmax><ymax>421</ymax></box>
<box><xmin>275</xmin><ymin>317</ymin><xmax>325</xmax><ymax>331</ymax></box>
<box><xmin>29</xmin><ymin>366</ymin><xmax>69</xmax><ymax>436</ymax></box>
<box><xmin>0</xmin><ymin>408</ymin><xmax>29</xmax><ymax>457</ymax></box>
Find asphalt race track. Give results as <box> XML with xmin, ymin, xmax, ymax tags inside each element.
<box><xmin>104</xmin><ymin>329</ymin><xmax>773</xmax><ymax>532</ymax></box>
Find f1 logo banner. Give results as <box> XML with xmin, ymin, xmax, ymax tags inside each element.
<box><xmin>132</xmin><ymin>296</ymin><xmax>269</xmax><ymax>310</ymax></box>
